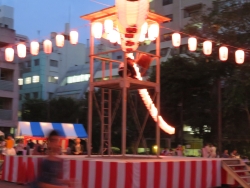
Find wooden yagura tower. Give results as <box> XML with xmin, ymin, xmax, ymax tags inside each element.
<box><xmin>81</xmin><ymin>5</ymin><xmax>174</xmax><ymax>157</ymax></box>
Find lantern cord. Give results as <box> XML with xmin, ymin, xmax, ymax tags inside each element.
<box><xmin>90</xmin><ymin>0</ymin><xmax>111</xmax><ymax>7</ymax></box>
<box><xmin>161</xmin><ymin>25</ymin><xmax>250</xmax><ymax>53</ymax></box>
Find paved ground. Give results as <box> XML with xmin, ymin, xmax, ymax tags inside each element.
<box><xmin>0</xmin><ymin>181</ymin><xmax>28</xmax><ymax>188</ymax></box>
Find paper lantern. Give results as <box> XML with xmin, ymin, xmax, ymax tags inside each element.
<box><xmin>116</xmin><ymin>0</ymin><xmax>149</xmax><ymax>28</ymax></box>
<box><xmin>43</xmin><ymin>40</ymin><xmax>52</xmax><ymax>54</ymax></box>
<box><xmin>235</xmin><ymin>50</ymin><xmax>245</xmax><ymax>64</ymax></box>
<box><xmin>104</xmin><ymin>19</ymin><xmax>113</xmax><ymax>33</ymax></box>
<box><xmin>92</xmin><ymin>22</ymin><xmax>103</xmax><ymax>39</ymax></box>
<box><xmin>17</xmin><ymin>44</ymin><xmax>26</xmax><ymax>58</ymax></box>
<box><xmin>141</xmin><ymin>22</ymin><xmax>148</xmax><ymax>34</ymax></box>
<box><xmin>219</xmin><ymin>46</ymin><xmax>228</xmax><ymax>61</ymax></box>
<box><xmin>188</xmin><ymin>37</ymin><xmax>197</xmax><ymax>51</ymax></box>
<box><xmin>148</xmin><ymin>23</ymin><xmax>159</xmax><ymax>40</ymax></box>
<box><xmin>30</xmin><ymin>41</ymin><xmax>39</xmax><ymax>55</ymax></box>
<box><xmin>5</xmin><ymin>48</ymin><xmax>14</xmax><ymax>62</ymax></box>
<box><xmin>108</xmin><ymin>30</ymin><xmax>118</xmax><ymax>43</ymax></box>
<box><xmin>172</xmin><ymin>33</ymin><xmax>181</xmax><ymax>47</ymax></box>
<box><xmin>139</xmin><ymin>33</ymin><xmax>145</xmax><ymax>42</ymax></box>
<box><xmin>203</xmin><ymin>41</ymin><xmax>212</xmax><ymax>55</ymax></box>
<box><xmin>70</xmin><ymin>31</ymin><xmax>78</xmax><ymax>45</ymax></box>
<box><xmin>56</xmin><ymin>34</ymin><xmax>65</xmax><ymax>48</ymax></box>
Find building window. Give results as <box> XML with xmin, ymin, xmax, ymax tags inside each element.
<box><xmin>4</xmin><ymin>25</ymin><xmax>8</xmax><ymax>28</ymax></box>
<box><xmin>19</xmin><ymin>94</ymin><xmax>22</xmax><ymax>100</ymax></box>
<box><xmin>48</xmin><ymin>92</ymin><xmax>53</xmax><ymax>99</ymax></box>
<box><xmin>160</xmin><ymin>48</ymin><xmax>170</xmax><ymax>57</ymax></box>
<box><xmin>50</xmin><ymin>60</ymin><xmax>58</xmax><ymax>67</ymax></box>
<box><xmin>164</xmin><ymin>14</ymin><xmax>173</xmax><ymax>23</ymax></box>
<box><xmin>33</xmin><ymin>92</ymin><xmax>38</xmax><ymax>99</ymax></box>
<box><xmin>25</xmin><ymin>93</ymin><xmax>30</xmax><ymax>100</ymax></box>
<box><xmin>184</xmin><ymin>4</ymin><xmax>202</xmax><ymax>18</ymax></box>
<box><xmin>161</xmin><ymin>33</ymin><xmax>173</xmax><ymax>42</ymax></box>
<box><xmin>48</xmin><ymin>76</ymin><xmax>58</xmax><ymax>83</ymax></box>
<box><xmin>34</xmin><ymin>59</ymin><xmax>40</xmax><ymax>66</ymax></box>
<box><xmin>25</xmin><ymin>77</ymin><xmax>31</xmax><ymax>84</ymax></box>
<box><xmin>66</xmin><ymin>74</ymin><xmax>90</xmax><ymax>84</ymax></box>
<box><xmin>180</xmin><ymin>44</ymin><xmax>188</xmax><ymax>54</ymax></box>
<box><xmin>18</xmin><ymin>78</ymin><xmax>23</xmax><ymax>85</ymax></box>
<box><xmin>25</xmin><ymin>61</ymin><xmax>31</xmax><ymax>68</ymax></box>
<box><xmin>32</xmin><ymin>76</ymin><xmax>40</xmax><ymax>83</ymax></box>
<box><xmin>117</xmin><ymin>55</ymin><xmax>122</xmax><ymax>60</ymax></box>
<box><xmin>163</xmin><ymin>0</ymin><xmax>173</xmax><ymax>6</ymax></box>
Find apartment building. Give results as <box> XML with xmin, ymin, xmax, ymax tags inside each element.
<box><xmin>0</xmin><ymin>5</ymin><xmax>18</xmax><ymax>133</ymax></box>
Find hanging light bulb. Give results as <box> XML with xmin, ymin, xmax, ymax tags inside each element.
<box><xmin>56</xmin><ymin>34</ymin><xmax>65</xmax><ymax>48</ymax></box>
<box><xmin>219</xmin><ymin>46</ymin><xmax>228</xmax><ymax>61</ymax></box>
<box><xmin>188</xmin><ymin>37</ymin><xmax>197</xmax><ymax>51</ymax></box>
<box><xmin>43</xmin><ymin>40</ymin><xmax>52</xmax><ymax>54</ymax></box>
<box><xmin>172</xmin><ymin>33</ymin><xmax>181</xmax><ymax>47</ymax></box>
<box><xmin>5</xmin><ymin>48</ymin><xmax>14</xmax><ymax>62</ymax></box>
<box><xmin>17</xmin><ymin>44</ymin><xmax>26</xmax><ymax>58</ymax></box>
<box><xmin>104</xmin><ymin>19</ymin><xmax>113</xmax><ymax>34</ymax></box>
<box><xmin>203</xmin><ymin>41</ymin><xmax>212</xmax><ymax>55</ymax></box>
<box><xmin>70</xmin><ymin>31</ymin><xmax>78</xmax><ymax>45</ymax></box>
<box><xmin>141</xmin><ymin>22</ymin><xmax>148</xmax><ymax>35</ymax></box>
<box><xmin>92</xmin><ymin>22</ymin><xmax>103</xmax><ymax>39</ymax></box>
<box><xmin>148</xmin><ymin>23</ymin><xmax>159</xmax><ymax>41</ymax></box>
<box><xmin>235</xmin><ymin>50</ymin><xmax>245</xmax><ymax>64</ymax></box>
<box><xmin>30</xmin><ymin>41</ymin><xmax>39</xmax><ymax>55</ymax></box>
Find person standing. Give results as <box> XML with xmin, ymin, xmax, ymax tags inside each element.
<box><xmin>221</xmin><ymin>150</ymin><xmax>230</xmax><ymax>158</ymax></box>
<box><xmin>210</xmin><ymin>144</ymin><xmax>217</xmax><ymax>158</ymax></box>
<box><xmin>5</xmin><ymin>135</ymin><xmax>15</xmax><ymax>155</ymax></box>
<box><xmin>34</xmin><ymin>130</ymin><xmax>73</xmax><ymax>188</ymax></box>
<box><xmin>71</xmin><ymin>138</ymin><xmax>83</xmax><ymax>155</ymax></box>
<box><xmin>16</xmin><ymin>140</ymin><xmax>24</xmax><ymax>155</ymax></box>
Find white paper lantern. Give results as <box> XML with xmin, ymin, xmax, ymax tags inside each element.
<box><xmin>70</xmin><ymin>31</ymin><xmax>78</xmax><ymax>45</ymax></box>
<box><xmin>148</xmin><ymin>23</ymin><xmax>159</xmax><ymax>41</ymax></box>
<box><xmin>188</xmin><ymin>37</ymin><xmax>197</xmax><ymax>51</ymax></box>
<box><xmin>141</xmin><ymin>22</ymin><xmax>148</xmax><ymax>34</ymax></box>
<box><xmin>5</xmin><ymin>48</ymin><xmax>14</xmax><ymax>62</ymax></box>
<box><xmin>203</xmin><ymin>41</ymin><xmax>212</xmax><ymax>55</ymax></box>
<box><xmin>30</xmin><ymin>41</ymin><xmax>39</xmax><ymax>55</ymax></box>
<box><xmin>139</xmin><ymin>33</ymin><xmax>146</xmax><ymax>42</ymax></box>
<box><xmin>108</xmin><ymin>30</ymin><xmax>118</xmax><ymax>43</ymax></box>
<box><xmin>219</xmin><ymin>46</ymin><xmax>228</xmax><ymax>61</ymax></box>
<box><xmin>116</xmin><ymin>0</ymin><xmax>149</xmax><ymax>28</ymax></box>
<box><xmin>172</xmin><ymin>33</ymin><xmax>181</xmax><ymax>47</ymax></box>
<box><xmin>104</xmin><ymin>19</ymin><xmax>113</xmax><ymax>34</ymax></box>
<box><xmin>17</xmin><ymin>44</ymin><xmax>26</xmax><ymax>58</ymax></box>
<box><xmin>56</xmin><ymin>34</ymin><xmax>65</xmax><ymax>48</ymax></box>
<box><xmin>235</xmin><ymin>50</ymin><xmax>245</xmax><ymax>64</ymax></box>
<box><xmin>43</xmin><ymin>40</ymin><xmax>52</xmax><ymax>54</ymax></box>
<box><xmin>92</xmin><ymin>22</ymin><xmax>103</xmax><ymax>39</ymax></box>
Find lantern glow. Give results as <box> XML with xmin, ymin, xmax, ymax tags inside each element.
<box><xmin>203</xmin><ymin>41</ymin><xmax>212</xmax><ymax>55</ymax></box>
<box><xmin>148</xmin><ymin>23</ymin><xmax>159</xmax><ymax>41</ymax></box>
<box><xmin>5</xmin><ymin>48</ymin><xmax>14</xmax><ymax>62</ymax></box>
<box><xmin>92</xmin><ymin>22</ymin><xmax>103</xmax><ymax>39</ymax></box>
<box><xmin>104</xmin><ymin>19</ymin><xmax>113</xmax><ymax>33</ymax></box>
<box><xmin>141</xmin><ymin>22</ymin><xmax>148</xmax><ymax>34</ymax></box>
<box><xmin>188</xmin><ymin>37</ymin><xmax>197</xmax><ymax>51</ymax></box>
<box><xmin>43</xmin><ymin>40</ymin><xmax>52</xmax><ymax>54</ymax></box>
<box><xmin>70</xmin><ymin>31</ymin><xmax>79</xmax><ymax>45</ymax></box>
<box><xmin>17</xmin><ymin>44</ymin><xmax>26</xmax><ymax>58</ymax></box>
<box><xmin>56</xmin><ymin>34</ymin><xmax>65</xmax><ymax>48</ymax></box>
<box><xmin>235</xmin><ymin>50</ymin><xmax>245</xmax><ymax>64</ymax></box>
<box><xmin>30</xmin><ymin>41</ymin><xmax>39</xmax><ymax>55</ymax></box>
<box><xmin>108</xmin><ymin>30</ymin><xmax>118</xmax><ymax>43</ymax></box>
<box><xmin>219</xmin><ymin>46</ymin><xmax>228</xmax><ymax>61</ymax></box>
<box><xmin>172</xmin><ymin>33</ymin><xmax>181</xmax><ymax>47</ymax></box>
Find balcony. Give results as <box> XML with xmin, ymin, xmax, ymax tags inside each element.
<box><xmin>0</xmin><ymin>109</ymin><xmax>12</xmax><ymax>120</ymax></box>
<box><xmin>0</xmin><ymin>80</ymin><xmax>13</xmax><ymax>91</ymax></box>
<box><xmin>0</xmin><ymin>27</ymin><xmax>15</xmax><ymax>48</ymax></box>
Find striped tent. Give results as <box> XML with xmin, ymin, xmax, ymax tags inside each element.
<box><xmin>17</xmin><ymin>121</ymin><xmax>87</xmax><ymax>138</ymax></box>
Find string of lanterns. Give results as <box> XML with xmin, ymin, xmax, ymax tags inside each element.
<box><xmin>2</xmin><ymin>20</ymin><xmax>247</xmax><ymax>64</ymax></box>
<box><xmin>4</xmin><ymin>30</ymin><xmax>79</xmax><ymax>62</ymax></box>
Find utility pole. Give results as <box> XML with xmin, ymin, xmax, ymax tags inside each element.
<box><xmin>217</xmin><ymin>78</ymin><xmax>222</xmax><ymax>155</ymax></box>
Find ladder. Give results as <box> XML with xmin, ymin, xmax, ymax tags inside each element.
<box><xmin>101</xmin><ymin>88</ymin><xmax>112</xmax><ymax>155</ymax></box>
<box><xmin>222</xmin><ymin>159</ymin><xmax>250</xmax><ymax>187</ymax></box>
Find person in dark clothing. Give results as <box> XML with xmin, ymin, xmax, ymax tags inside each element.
<box><xmin>34</xmin><ymin>130</ymin><xmax>72</xmax><ymax>188</ymax></box>
<box><xmin>27</xmin><ymin>139</ymin><xmax>34</xmax><ymax>149</ymax></box>
<box><xmin>71</xmin><ymin>138</ymin><xmax>84</xmax><ymax>155</ymax></box>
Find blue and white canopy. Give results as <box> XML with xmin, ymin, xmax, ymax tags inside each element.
<box><xmin>17</xmin><ymin>121</ymin><xmax>88</xmax><ymax>139</ymax></box>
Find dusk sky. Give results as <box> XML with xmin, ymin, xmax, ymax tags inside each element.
<box><xmin>0</xmin><ymin>0</ymin><xmax>114</xmax><ymax>44</ymax></box>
